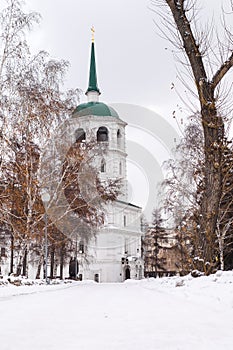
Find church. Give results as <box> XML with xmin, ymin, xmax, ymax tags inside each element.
<box><xmin>0</xmin><ymin>31</ymin><xmax>144</xmax><ymax>283</ymax></box>
<box><xmin>71</xmin><ymin>32</ymin><xmax>144</xmax><ymax>283</ymax></box>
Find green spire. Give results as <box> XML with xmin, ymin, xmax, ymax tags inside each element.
<box><xmin>85</xmin><ymin>41</ymin><xmax>100</xmax><ymax>95</ymax></box>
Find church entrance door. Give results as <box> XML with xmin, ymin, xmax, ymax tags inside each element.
<box><xmin>125</xmin><ymin>267</ymin><xmax>130</xmax><ymax>280</ymax></box>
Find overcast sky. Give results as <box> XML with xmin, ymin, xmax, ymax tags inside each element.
<box><xmin>26</xmin><ymin>0</ymin><xmax>183</xmax><ymax>118</ymax></box>
<box><xmin>25</xmin><ymin>0</ymin><xmax>232</xmax><ymax>122</ymax></box>
<box><xmin>22</xmin><ymin>0</ymin><xmax>232</xmax><ymax>219</ymax></box>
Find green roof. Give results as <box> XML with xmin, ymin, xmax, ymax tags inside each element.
<box><xmin>72</xmin><ymin>102</ymin><xmax>119</xmax><ymax>118</ymax></box>
<box><xmin>86</xmin><ymin>42</ymin><xmax>100</xmax><ymax>95</ymax></box>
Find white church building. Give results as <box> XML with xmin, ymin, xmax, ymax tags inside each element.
<box><xmin>72</xmin><ymin>34</ymin><xmax>144</xmax><ymax>283</ymax></box>
<box><xmin>0</xmin><ymin>33</ymin><xmax>144</xmax><ymax>283</ymax></box>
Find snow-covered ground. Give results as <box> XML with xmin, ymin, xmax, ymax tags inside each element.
<box><xmin>0</xmin><ymin>271</ymin><xmax>233</xmax><ymax>350</ymax></box>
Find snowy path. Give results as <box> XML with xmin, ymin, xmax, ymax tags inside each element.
<box><xmin>0</xmin><ymin>277</ymin><xmax>232</xmax><ymax>350</ymax></box>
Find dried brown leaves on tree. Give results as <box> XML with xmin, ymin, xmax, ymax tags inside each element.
<box><xmin>0</xmin><ymin>0</ymin><xmax>80</xmax><ymax>276</ymax></box>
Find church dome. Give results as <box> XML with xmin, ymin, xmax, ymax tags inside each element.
<box><xmin>72</xmin><ymin>101</ymin><xmax>119</xmax><ymax>118</ymax></box>
<box><xmin>72</xmin><ymin>37</ymin><xmax>119</xmax><ymax>119</ymax></box>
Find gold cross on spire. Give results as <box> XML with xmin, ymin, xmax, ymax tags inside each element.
<box><xmin>91</xmin><ymin>26</ymin><xmax>95</xmax><ymax>42</ymax></box>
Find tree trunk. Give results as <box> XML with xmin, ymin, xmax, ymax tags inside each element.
<box><xmin>22</xmin><ymin>248</ymin><xmax>27</xmax><ymax>277</ymax></box>
<box><xmin>50</xmin><ymin>247</ymin><xmax>55</xmax><ymax>279</ymax></box>
<box><xmin>16</xmin><ymin>252</ymin><xmax>24</xmax><ymax>276</ymax></box>
<box><xmin>199</xmin><ymin>90</ymin><xmax>224</xmax><ymax>273</ymax></box>
<box><xmin>60</xmin><ymin>246</ymin><xmax>64</xmax><ymax>280</ymax></box>
<box><xmin>10</xmin><ymin>234</ymin><xmax>14</xmax><ymax>274</ymax></box>
<box><xmin>36</xmin><ymin>255</ymin><xmax>43</xmax><ymax>279</ymax></box>
<box><xmin>219</xmin><ymin>237</ymin><xmax>224</xmax><ymax>271</ymax></box>
<box><xmin>54</xmin><ymin>259</ymin><xmax>58</xmax><ymax>278</ymax></box>
<box><xmin>16</xmin><ymin>264</ymin><xmax>22</xmax><ymax>276</ymax></box>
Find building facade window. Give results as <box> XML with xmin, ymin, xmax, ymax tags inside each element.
<box><xmin>75</xmin><ymin>128</ymin><xmax>86</xmax><ymax>142</ymax></box>
<box><xmin>0</xmin><ymin>247</ymin><xmax>6</xmax><ymax>257</ymax></box>
<box><xmin>94</xmin><ymin>274</ymin><xmax>99</xmax><ymax>283</ymax></box>
<box><xmin>101</xmin><ymin>159</ymin><xmax>106</xmax><ymax>173</ymax></box>
<box><xmin>79</xmin><ymin>243</ymin><xmax>84</xmax><ymax>254</ymax></box>
<box><xmin>97</xmin><ymin>126</ymin><xmax>108</xmax><ymax>142</ymax></box>
<box><xmin>117</xmin><ymin>129</ymin><xmax>122</xmax><ymax>149</ymax></box>
<box><xmin>124</xmin><ymin>238</ymin><xmax>128</xmax><ymax>255</ymax></box>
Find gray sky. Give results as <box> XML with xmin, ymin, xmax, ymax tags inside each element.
<box><xmin>26</xmin><ymin>0</ymin><xmax>231</xmax><ymax>122</ymax></box>
<box><xmin>27</xmin><ymin>0</ymin><xmax>179</xmax><ymax>118</ymax></box>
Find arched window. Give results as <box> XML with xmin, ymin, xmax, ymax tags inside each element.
<box><xmin>75</xmin><ymin>128</ymin><xmax>86</xmax><ymax>142</ymax></box>
<box><xmin>117</xmin><ymin>129</ymin><xmax>122</xmax><ymax>148</ymax></box>
<box><xmin>119</xmin><ymin>162</ymin><xmax>122</xmax><ymax>175</ymax></box>
<box><xmin>1</xmin><ymin>247</ymin><xmax>6</xmax><ymax>257</ymax></box>
<box><xmin>101</xmin><ymin>159</ymin><xmax>106</xmax><ymax>173</ymax></box>
<box><xmin>79</xmin><ymin>243</ymin><xmax>84</xmax><ymax>254</ymax></box>
<box><xmin>97</xmin><ymin>126</ymin><xmax>108</xmax><ymax>142</ymax></box>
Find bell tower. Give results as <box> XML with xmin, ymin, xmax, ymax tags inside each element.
<box><xmin>72</xmin><ymin>29</ymin><xmax>128</xmax><ymax>200</ymax></box>
<box><xmin>70</xmin><ymin>29</ymin><xmax>144</xmax><ymax>283</ymax></box>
